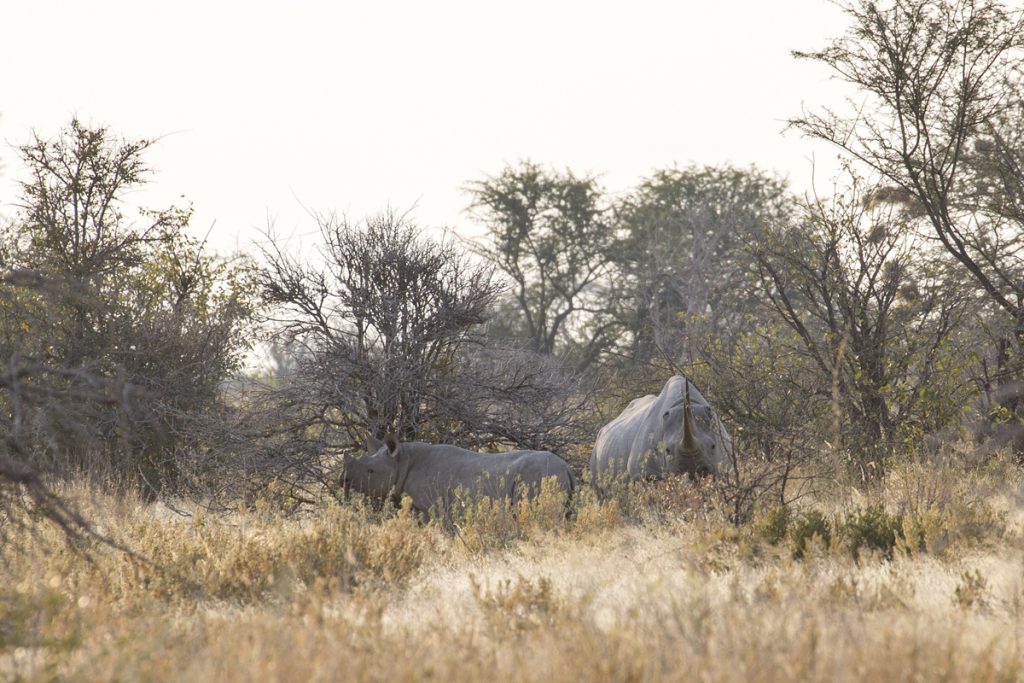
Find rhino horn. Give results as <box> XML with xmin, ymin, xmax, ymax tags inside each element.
<box><xmin>682</xmin><ymin>379</ymin><xmax>698</xmax><ymax>453</ymax></box>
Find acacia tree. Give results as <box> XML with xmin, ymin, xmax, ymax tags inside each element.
<box><xmin>752</xmin><ymin>175</ymin><xmax>971</xmax><ymax>475</ymax></box>
<box><xmin>614</xmin><ymin>165</ymin><xmax>793</xmax><ymax>365</ymax></box>
<box><xmin>467</xmin><ymin>161</ymin><xmax>619</xmax><ymax>370</ymax></box>
<box><xmin>791</xmin><ymin>0</ymin><xmax>1024</xmax><ymax>385</ymax></box>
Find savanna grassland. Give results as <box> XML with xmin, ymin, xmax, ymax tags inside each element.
<box><xmin>4</xmin><ymin>453</ymin><xmax>1024</xmax><ymax>683</ymax></box>
<box><xmin>5</xmin><ymin>2</ymin><xmax>1024</xmax><ymax>681</ymax></box>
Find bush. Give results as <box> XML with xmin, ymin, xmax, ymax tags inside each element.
<box><xmin>789</xmin><ymin>509</ymin><xmax>831</xmax><ymax>559</ymax></box>
<box><xmin>885</xmin><ymin>460</ymin><xmax>1006</xmax><ymax>556</ymax></box>
<box><xmin>844</xmin><ymin>506</ymin><xmax>903</xmax><ymax>561</ymax></box>
<box><xmin>470</xmin><ymin>574</ymin><xmax>579</xmax><ymax>635</ymax></box>
<box><xmin>754</xmin><ymin>506</ymin><xmax>791</xmax><ymax>546</ymax></box>
<box><xmin>256</xmin><ymin>211</ymin><xmax>595</xmax><ymax>495</ymax></box>
<box><xmin>444</xmin><ymin>478</ymin><xmax>575</xmax><ymax>554</ymax></box>
<box><xmin>1</xmin><ymin>119</ymin><xmax>255</xmax><ymax>492</ymax></box>
<box><xmin>111</xmin><ymin>499</ymin><xmax>430</xmax><ymax>603</ymax></box>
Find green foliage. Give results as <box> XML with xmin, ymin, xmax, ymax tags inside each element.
<box><xmin>467</xmin><ymin>161</ymin><xmax>617</xmax><ymax>369</ymax></box>
<box><xmin>794</xmin><ymin>0</ymin><xmax>1024</xmax><ymax>428</ymax></box>
<box><xmin>0</xmin><ymin>118</ymin><xmax>257</xmax><ymax>488</ymax></box>
<box><xmin>751</xmin><ymin>173</ymin><xmax>973</xmax><ymax>474</ymax></box>
<box><xmin>755</xmin><ymin>506</ymin><xmax>791</xmax><ymax>546</ymax></box>
<box><xmin>0</xmin><ymin>586</ymin><xmax>80</xmax><ymax>654</ymax></box>
<box><xmin>614</xmin><ymin>165</ymin><xmax>792</xmax><ymax>365</ymax></box>
<box><xmin>789</xmin><ymin>510</ymin><xmax>832</xmax><ymax>559</ymax></box>
<box><xmin>844</xmin><ymin>505</ymin><xmax>903</xmax><ymax>561</ymax></box>
<box><xmin>687</xmin><ymin>318</ymin><xmax>834</xmax><ymax>516</ymax></box>
<box><xmin>793</xmin><ymin>0</ymin><xmax>1024</xmax><ymax>328</ymax></box>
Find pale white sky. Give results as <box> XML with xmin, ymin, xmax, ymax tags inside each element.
<box><xmin>1</xmin><ymin>0</ymin><xmax>851</xmax><ymax>256</ymax></box>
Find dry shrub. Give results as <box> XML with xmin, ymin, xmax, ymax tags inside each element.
<box><xmin>588</xmin><ymin>474</ymin><xmax>717</xmax><ymax>528</ymax></box>
<box><xmin>885</xmin><ymin>461</ymin><xmax>1007</xmax><ymax>557</ymax></box>
<box><xmin>447</xmin><ymin>478</ymin><xmax>575</xmax><ymax>553</ymax></box>
<box><xmin>4</xmin><ymin>469</ymin><xmax>1024</xmax><ymax>683</ymax></box>
<box><xmin>470</xmin><ymin>574</ymin><xmax>578</xmax><ymax>635</ymax></box>
<box><xmin>953</xmin><ymin>569</ymin><xmax>990</xmax><ymax>611</ymax></box>
<box><xmin>145</xmin><ymin>501</ymin><xmax>427</xmax><ymax>602</ymax></box>
<box><xmin>571</xmin><ymin>490</ymin><xmax>627</xmax><ymax>537</ymax></box>
<box><xmin>517</xmin><ymin>477</ymin><xmax>575</xmax><ymax>535</ymax></box>
<box><xmin>11</xmin><ymin>495</ymin><xmax>432</xmax><ymax>607</ymax></box>
<box><xmin>448</xmin><ymin>495</ymin><xmax>521</xmax><ymax>553</ymax></box>
<box><xmin>5</xmin><ymin>450</ymin><xmax>1024</xmax><ymax>682</ymax></box>
<box><xmin>631</xmin><ymin>475</ymin><xmax>715</xmax><ymax>523</ymax></box>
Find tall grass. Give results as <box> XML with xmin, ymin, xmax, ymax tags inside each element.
<box><xmin>2</xmin><ymin>453</ymin><xmax>1024</xmax><ymax>682</ymax></box>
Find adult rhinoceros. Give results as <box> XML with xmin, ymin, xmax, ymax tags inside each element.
<box><xmin>341</xmin><ymin>436</ymin><xmax>576</xmax><ymax>516</ymax></box>
<box><xmin>590</xmin><ymin>375</ymin><xmax>732</xmax><ymax>488</ymax></box>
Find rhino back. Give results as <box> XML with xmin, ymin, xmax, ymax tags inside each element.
<box><xmin>398</xmin><ymin>444</ymin><xmax>573</xmax><ymax>512</ymax></box>
<box><xmin>504</xmin><ymin>450</ymin><xmax>575</xmax><ymax>497</ymax></box>
<box><xmin>591</xmin><ymin>393</ymin><xmax>659</xmax><ymax>485</ymax></box>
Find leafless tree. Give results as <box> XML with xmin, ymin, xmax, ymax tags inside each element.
<box><xmin>257</xmin><ymin>209</ymin><xmax>595</xmax><ymax>483</ymax></box>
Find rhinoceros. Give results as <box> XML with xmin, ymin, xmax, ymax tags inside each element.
<box><xmin>341</xmin><ymin>435</ymin><xmax>577</xmax><ymax>516</ymax></box>
<box><xmin>590</xmin><ymin>375</ymin><xmax>732</xmax><ymax>488</ymax></box>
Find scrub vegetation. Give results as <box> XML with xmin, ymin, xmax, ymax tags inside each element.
<box><xmin>3</xmin><ymin>456</ymin><xmax>1024</xmax><ymax>682</ymax></box>
<box><xmin>4</xmin><ymin>0</ymin><xmax>1024</xmax><ymax>680</ymax></box>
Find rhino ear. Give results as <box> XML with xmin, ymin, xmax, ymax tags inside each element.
<box><xmin>367</xmin><ymin>435</ymin><xmax>384</xmax><ymax>455</ymax></box>
<box><xmin>384</xmin><ymin>433</ymin><xmax>398</xmax><ymax>455</ymax></box>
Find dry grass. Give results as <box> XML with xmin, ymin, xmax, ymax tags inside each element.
<box><xmin>3</xmin><ymin>457</ymin><xmax>1024</xmax><ymax>682</ymax></box>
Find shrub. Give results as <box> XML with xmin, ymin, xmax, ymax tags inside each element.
<box><xmin>110</xmin><ymin>499</ymin><xmax>430</xmax><ymax>603</ymax></box>
<box><xmin>789</xmin><ymin>509</ymin><xmax>831</xmax><ymax>559</ymax></box>
<box><xmin>470</xmin><ymin>574</ymin><xmax>580</xmax><ymax>635</ymax></box>
<box><xmin>1</xmin><ymin>119</ymin><xmax>256</xmax><ymax>493</ymax></box>
<box><xmin>886</xmin><ymin>461</ymin><xmax>1006</xmax><ymax>556</ymax></box>
<box><xmin>445</xmin><ymin>491</ymin><xmax>523</xmax><ymax>553</ymax></box>
<box><xmin>844</xmin><ymin>505</ymin><xmax>903</xmax><ymax>560</ymax></box>
<box><xmin>754</xmin><ymin>506</ymin><xmax>791</xmax><ymax>546</ymax></box>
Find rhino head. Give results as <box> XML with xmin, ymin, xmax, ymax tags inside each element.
<box><xmin>661</xmin><ymin>381</ymin><xmax>730</xmax><ymax>478</ymax></box>
<box><xmin>341</xmin><ymin>434</ymin><xmax>400</xmax><ymax>501</ymax></box>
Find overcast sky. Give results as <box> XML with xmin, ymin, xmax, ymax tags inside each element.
<box><xmin>1</xmin><ymin>0</ymin><xmax>853</xmax><ymax>256</ymax></box>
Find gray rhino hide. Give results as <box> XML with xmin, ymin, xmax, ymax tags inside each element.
<box><xmin>590</xmin><ymin>375</ymin><xmax>732</xmax><ymax>488</ymax></box>
<box><xmin>343</xmin><ymin>439</ymin><xmax>576</xmax><ymax>516</ymax></box>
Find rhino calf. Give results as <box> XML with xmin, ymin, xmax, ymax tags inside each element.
<box><xmin>590</xmin><ymin>375</ymin><xmax>733</xmax><ymax>490</ymax></box>
<box><xmin>341</xmin><ymin>435</ymin><xmax>577</xmax><ymax>516</ymax></box>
